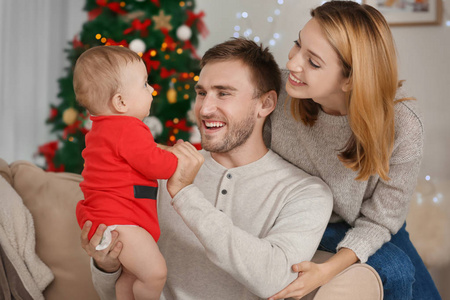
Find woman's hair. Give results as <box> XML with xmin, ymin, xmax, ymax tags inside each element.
<box><xmin>73</xmin><ymin>46</ymin><xmax>142</xmax><ymax>115</ymax></box>
<box><xmin>201</xmin><ymin>37</ymin><xmax>281</xmax><ymax>99</ymax></box>
<box><xmin>291</xmin><ymin>0</ymin><xmax>401</xmax><ymax>181</ymax></box>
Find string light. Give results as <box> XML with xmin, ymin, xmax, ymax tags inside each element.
<box><xmin>233</xmin><ymin>1</ymin><xmax>284</xmax><ymax>47</ymax></box>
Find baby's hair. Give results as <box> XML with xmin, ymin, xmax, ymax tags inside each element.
<box><xmin>73</xmin><ymin>46</ymin><xmax>143</xmax><ymax>115</ymax></box>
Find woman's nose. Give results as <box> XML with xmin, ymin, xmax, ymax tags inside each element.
<box><xmin>287</xmin><ymin>51</ymin><xmax>304</xmax><ymax>73</ymax></box>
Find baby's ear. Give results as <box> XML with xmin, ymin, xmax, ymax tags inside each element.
<box><xmin>111</xmin><ymin>93</ymin><xmax>127</xmax><ymax>113</ymax></box>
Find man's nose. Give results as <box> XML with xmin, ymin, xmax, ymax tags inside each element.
<box><xmin>199</xmin><ymin>95</ymin><xmax>217</xmax><ymax>115</ymax></box>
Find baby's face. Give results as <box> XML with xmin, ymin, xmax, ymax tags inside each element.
<box><xmin>119</xmin><ymin>60</ymin><xmax>154</xmax><ymax>120</ymax></box>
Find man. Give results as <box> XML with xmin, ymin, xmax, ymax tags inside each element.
<box><xmin>81</xmin><ymin>38</ymin><xmax>333</xmax><ymax>299</ymax></box>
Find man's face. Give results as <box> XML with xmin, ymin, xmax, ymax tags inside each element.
<box><xmin>194</xmin><ymin>60</ymin><xmax>258</xmax><ymax>153</ymax></box>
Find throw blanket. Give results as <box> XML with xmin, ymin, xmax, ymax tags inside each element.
<box><xmin>0</xmin><ymin>176</ymin><xmax>54</xmax><ymax>300</ymax></box>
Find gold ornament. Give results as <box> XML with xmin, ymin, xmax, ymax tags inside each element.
<box><xmin>167</xmin><ymin>88</ymin><xmax>177</xmax><ymax>104</ymax></box>
<box><xmin>152</xmin><ymin>10</ymin><xmax>173</xmax><ymax>31</ymax></box>
<box><xmin>62</xmin><ymin>107</ymin><xmax>78</xmax><ymax>125</ymax></box>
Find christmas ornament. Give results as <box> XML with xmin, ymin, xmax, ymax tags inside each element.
<box><xmin>176</xmin><ymin>25</ymin><xmax>192</xmax><ymax>41</ymax></box>
<box><xmin>152</xmin><ymin>10</ymin><xmax>173</xmax><ymax>31</ymax></box>
<box><xmin>129</xmin><ymin>38</ymin><xmax>146</xmax><ymax>53</ymax></box>
<box><xmin>143</xmin><ymin>116</ymin><xmax>163</xmax><ymax>138</ymax></box>
<box><xmin>167</xmin><ymin>87</ymin><xmax>177</xmax><ymax>104</ymax></box>
<box><xmin>84</xmin><ymin>117</ymin><xmax>93</xmax><ymax>131</ymax></box>
<box><xmin>62</xmin><ymin>107</ymin><xmax>78</xmax><ymax>125</ymax></box>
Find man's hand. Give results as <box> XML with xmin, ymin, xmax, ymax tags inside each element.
<box><xmin>167</xmin><ymin>140</ymin><xmax>204</xmax><ymax>198</ymax></box>
<box><xmin>80</xmin><ymin>221</ymin><xmax>122</xmax><ymax>273</ymax></box>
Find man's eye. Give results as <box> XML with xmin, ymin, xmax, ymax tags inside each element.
<box><xmin>219</xmin><ymin>92</ymin><xmax>229</xmax><ymax>97</ymax></box>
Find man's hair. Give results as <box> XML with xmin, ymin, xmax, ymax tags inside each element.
<box><xmin>73</xmin><ymin>46</ymin><xmax>143</xmax><ymax>115</ymax></box>
<box><xmin>200</xmin><ymin>37</ymin><xmax>281</xmax><ymax>98</ymax></box>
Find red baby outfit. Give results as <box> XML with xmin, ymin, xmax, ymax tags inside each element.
<box><xmin>76</xmin><ymin>115</ymin><xmax>177</xmax><ymax>242</ymax></box>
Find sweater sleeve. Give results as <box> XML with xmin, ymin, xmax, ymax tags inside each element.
<box><xmin>337</xmin><ymin>101</ymin><xmax>424</xmax><ymax>263</ymax></box>
<box><xmin>118</xmin><ymin>122</ymin><xmax>177</xmax><ymax>180</ymax></box>
<box><xmin>170</xmin><ymin>179</ymin><xmax>333</xmax><ymax>298</ymax></box>
<box><xmin>90</xmin><ymin>259</ymin><xmax>120</xmax><ymax>300</ymax></box>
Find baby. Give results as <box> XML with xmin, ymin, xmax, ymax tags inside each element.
<box><xmin>74</xmin><ymin>45</ymin><xmax>177</xmax><ymax>299</ymax></box>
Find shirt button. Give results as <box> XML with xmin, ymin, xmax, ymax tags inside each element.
<box><xmin>226</xmin><ymin>173</ymin><xmax>232</xmax><ymax>179</ymax></box>
<box><xmin>221</xmin><ymin>189</ymin><xmax>227</xmax><ymax>195</ymax></box>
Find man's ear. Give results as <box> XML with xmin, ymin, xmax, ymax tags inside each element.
<box><xmin>111</xmin><ymin>93</ymin><xmax>128</xmax><ymax>113</ymax></box>
<box><xmin>258</xmin><ymin>90</ymin><xmax>277</xmax><ymax>118</ymax></box>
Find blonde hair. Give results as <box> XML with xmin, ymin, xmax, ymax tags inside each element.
<box><xmin>73</xmin><ymin>46</ymin><xmax>142</xmax><ymax>115</ymax></box>
<box><xmin>291</xmin><ymin>1</ymin><xmax>401</xmax><ymax>181</ymax></box>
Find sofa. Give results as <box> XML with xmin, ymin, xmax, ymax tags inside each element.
<box><xmin>0</xmin><ymin>158</ymin><xmax>383</xmax><ymax>300</ymax></box>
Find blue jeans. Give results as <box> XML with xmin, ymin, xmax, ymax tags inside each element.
<box><xmin>318</xmin><ymin>222</ymin><xmax>441</xmax><ymax>300</ymax></box>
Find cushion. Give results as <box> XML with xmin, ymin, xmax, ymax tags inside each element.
<box><xmin>302</xmin><ymin>250</ymin><xmax>383</xmax><ymax>300</ymax></box>
<box><xmin>9</xmin><ymin>160</ymin><xmax>99</xmax><ymax>300</ymax></box>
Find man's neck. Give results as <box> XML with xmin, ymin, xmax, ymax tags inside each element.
<box><xmin>210</xmin><ymin>138</ymin><xmax>269</xmax><ymax>169</ymax></box>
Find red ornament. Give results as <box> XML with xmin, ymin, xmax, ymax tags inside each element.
<box><xmin>49</xmin><ymin>108</ymin><xmax>58</xmax><ymax>120</ymax></box>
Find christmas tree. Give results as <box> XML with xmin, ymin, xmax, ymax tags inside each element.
<box><xmin>38</xmin><ymin>0</ymin><xmax>207</xmax><ymax>173</ymax></box>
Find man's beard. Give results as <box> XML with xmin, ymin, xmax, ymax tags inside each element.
<box><xmin>200</xmin><ymin>112</ymin><xmax>256</xmax><ymax>153</ymax></box>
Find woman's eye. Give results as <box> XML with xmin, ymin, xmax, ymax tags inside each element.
<box><xmin>294</xmin><ymin>40</ymin><xmax>301</xmax><ymax>48</ymax></box>
<box><xmin>309</xmin><ymin>59</ymin><xmax>320</xmax><ymax>69</ymax></box>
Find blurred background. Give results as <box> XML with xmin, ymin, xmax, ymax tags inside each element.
<box><xmin>0</xmin><ymin>0</ymin><xmax>449</xmax><ymax>297</ymax></box>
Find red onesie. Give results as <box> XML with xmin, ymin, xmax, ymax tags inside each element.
<box><xmin>76</xmin><ymin>115</ymin><xmax>177</xmax><ymax>242</ymax></box>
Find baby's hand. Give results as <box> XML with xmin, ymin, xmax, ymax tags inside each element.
<box><xmin>156</xmin><ymin>143</ymin><xmax>172</xmax><ymax>151</ymax></box>
<box><xmin>167</xmin><ymin>140</ymin><xmax>204</xmax><ymax>197</ymax></box>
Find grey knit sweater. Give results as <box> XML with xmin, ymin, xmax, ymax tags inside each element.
<box><xmin>264</xmin><ymin>70</ymin><xmax>424</xmax><ymax>263</ymax></box>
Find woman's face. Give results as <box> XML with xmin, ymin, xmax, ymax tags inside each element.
<box><xmin>286</xmin><ymin>18</ymin><xmax>350</xmax><ymax>116</ymax></box>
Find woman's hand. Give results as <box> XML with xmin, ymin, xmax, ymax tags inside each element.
<box><xmin>269</xmin><ymin>248</ymin><xmax>358</xmax><ymax>299</ymax></box>
<box><xmin>80</xmin><ymin>221</ymin><xmax>122</xmax><ymax>273</ymax></box>
<box><xmin>268</xmin><ymin>261</ymin><xmax>332</xmax><ymax>300</ymax></box>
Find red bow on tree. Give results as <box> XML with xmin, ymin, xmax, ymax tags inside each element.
<box><xmin>124</xmin><ymin>19</ymin><xmax>152</xmax><ymax>37</ymax></box>
<box><xmin>165</xmin><ymin>119</ymin><xmax>191</xmax><ymax>131</ymax></box>
<box><xmin>105</xmin><ymin>38</ymin><xmax>129</xmax><ymax>47</ymax></box>
<box><xmin>89</xmin><ymin>0</ymin><xmax>127</xmax><ymax>20</ymax></box>
<box><xmin>160</xmin><ymin>67</ymin><xmax>176</xmax><ymax>79</ymax></box>
<box><xmin>161</xmin><ymin>29</ymin><xmax>177</xmax><ymax>51</ymax></box>
<box><xmin>72</xmin><ymin>35</ymin><xmax>83</xmax><ymax>49</ymax></box>
<box><xmin>38</xmin><ymin>141</ymin><xmax>65</xmax><ymax>172</ymax></box>
<box><xmin>183</xmin><ymin>40</ymin><xmax>200</xmax><ymax>60</ymax></box>
<box><xmin>186</xmin><ymin>10</ymin><xmax>209</xmax><ymax>39</ymax></box>
<box><xmin>142</xmin><ymin>51</ymin><xmax>161</xmax><ymax>73</ymax></box>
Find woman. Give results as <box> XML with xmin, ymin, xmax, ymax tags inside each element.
<box><xmin>266</xmin><ymin>1</ymin><xmax>440</xmax><ymax>299</ymax></box>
